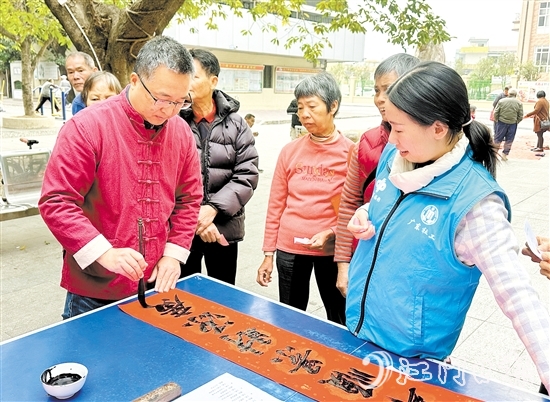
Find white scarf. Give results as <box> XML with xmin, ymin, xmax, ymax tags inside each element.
<box><xmin>389</xmin><ymin>136</ymin><xmax>469</xmax><ymax>194</ymax></box>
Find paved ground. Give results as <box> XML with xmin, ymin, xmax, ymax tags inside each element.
<box><xmin>1</xmin><ymin>97</ymin><xmax>549</xmax><ymax>396</ymax></box>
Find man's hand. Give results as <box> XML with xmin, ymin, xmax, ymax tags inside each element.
<box><xmin>540</xmin><ymin>253</ymin><xmax>550</xmax><ymax>280</ymax></box>
<box><xmin>347</xmin><ymin>208</ymin><xmax>375</xmax><ymax>241</ymax></box>
<box><xmin>196</xmin><ymin>205</ymin><xmax>217</xmax><ymax>235</ymax></box>
<box><xmin>148</xmin><ymin>256</ymin><xmax>181</xmax><ymax>292</ymax></box>
<box><xmin>336</xmin><ymin>262</ymin><xmax>349</xmax><ymax>297</ymax></box>
<box><xmin>96</xmin><ymin>248</ymin><xmax>147</xmax><ymax>281</ymax></box>
<box><xmin>257</xmin><ymin>256</ymin><xmax>273</xmax><ymax>287</ymax></box>
<box><xmin>198</xmin><ymin>223</ymin><xmax>221</xmax><ymax>243</ymax></box>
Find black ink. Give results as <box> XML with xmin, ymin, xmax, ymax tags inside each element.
<box><xmin>220</xmin><ymin>327</ymin><xmax>272</xmax><ymax>355</ymax></box>
<box><xmin>186</xmin><ymin>311</ymin><xmax>233</xmax><ymax>333</ymax></box>
<box><xmin>318</xmin><ymin>368</ymin><xmax>376</xmax><ymax>398</ymax></box>
<box><xmin>41</xmin><ymin>369</ymin><xmax>81</xmax><ymax>386</ymax></box>
<box><xmin>272</xmin><ymin>346</ymin><xmax>323</xmax><ymax>374</ymax></box>
<box><xmin>154</xmin><ymin>294</ymin><xmax>192</xmax><ymax>317</ymax></box>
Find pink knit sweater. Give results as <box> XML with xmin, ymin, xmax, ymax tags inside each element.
<box><xmin>262</xmin><ymin>133</ymin><xmax>354</xmax><ymax>256</ymax></box>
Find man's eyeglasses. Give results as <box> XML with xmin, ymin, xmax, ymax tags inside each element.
<box><xmin>137</xmin><ymin>74</ymin><xmax>192</xmax><ymax>110</ymax></box>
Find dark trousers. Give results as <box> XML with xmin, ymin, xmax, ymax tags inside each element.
<box><xmin>541</xmin><ymin>382</ymin><xmax>548</xmax><ymax>395</ymax></box>
<box><xmin>536</xmin><ymin>130</ymin><xmax>546</xmax><ymax>149</ymax></box>
<box><xmin>494</xmin><ymin>122</ymin><xmax>518</xmax><ymax>155</ymax></box>
<box><xmin>180</xmin><ymin>235</ymin><xmax>238</xmax><ymax>285</ymax></box>
<box><xmin>35</xmin><ymin>95</ymin><xmax>59</xmax><ymax>112</ymax></box>
<box><xmin>276</xmin><ymin>250</ymin><xmax>345</xmax><ymax>325</ymax></box>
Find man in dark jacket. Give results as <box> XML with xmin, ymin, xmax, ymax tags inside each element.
<box><xmin>179</xmin><ymin>49</ymin><xmax>259</xmax><ymax>285</ymax></box>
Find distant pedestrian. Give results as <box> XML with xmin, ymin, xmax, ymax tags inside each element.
<box><xmin>470</xmin><ymin>105</ymin><xmax>477</xmax><ymax>119</ymax></box>
<box><xmin>490</xmin><ymin>86</ymin><xmax>509</xmax><ymax>131</ymax></box>
<box><xmin>523</xmin><ymin>90</ymin><xmax>549</xmax><ymax>155</ymax></box>
<box><xmin>287</xmin><ymin>98</ymin><xmax>305</xmax><ymax>140</ymax></box>
<box><xmin>35</xmin><ymin>79</ymin><xmax>60</xmax><ymax>114</ymax></box>
<box><xmin>494</xmin><ymin>88</ymin><xmax>523</xmax><ymax>161</ymax></box>
<box><xmin>245</xmin><ymin>113</ymin><xmax>263</xmax><ymax>173</ymax></box>
<box><xmin>59</xmin><ymin>75</ymin><xmax>71</xmax><ymax>97</ymax></box>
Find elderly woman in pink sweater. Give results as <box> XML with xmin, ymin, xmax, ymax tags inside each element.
<box><xmin>256</xmin><ymin>72</ymin><xmax>354</xmax><ymax>324</ymax></box>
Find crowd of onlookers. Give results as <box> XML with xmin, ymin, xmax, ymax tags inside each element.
<box><xmin>35</xmin><ymin>37</ymin><xmax>550</xmax><ymax>396</ymax></box>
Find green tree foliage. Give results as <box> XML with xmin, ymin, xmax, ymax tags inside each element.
<box><xmin>42</xmin><ymin>0</ymin><xmax>449</xmax><ymax>86</ymax></box>
<box><xmin>453</xmin><ymin>58</ymin><xmax>465</xmax><ymax>76</ymax></box>
<box><xmin>519</xmin><ymin>60</ymin><xmax>541</xmax><ymax>81</ymax></box>
<box><xmin>0</xmin><ymin>0</ymin><xmax>69</xmax><ymax>115</ymax></box>
<box><xmin>470</xmin><ymin>58</ymin><xmax>496</xmax><ymax>81</ymax></box>
<box><xmin>494</xmin><ymin>53</ymin><xmax>517</xmax><ymax>90</ymax></box>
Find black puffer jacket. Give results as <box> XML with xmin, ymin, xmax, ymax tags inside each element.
<box><xmin>179</xmin><ymin>90</ymin><xmax>259</xmax><ymax>242</ymax></box>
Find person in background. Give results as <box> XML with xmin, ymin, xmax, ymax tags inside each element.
<box><xmin>34</xmin><ymin>79</ymin><xmax>60</xmax><ymax>115</ymax></box>
<box><xmin>257</xmin><ymin>72</ymin><xmax>354</xmax><ymax>325</ymax></box>
<box><xmin>334</xmin><ymin>53</ymin><xmax>420</xmax><ymax>297</ymax></box>
<box><xmin>59</xmin><ymin>75</ymin><xmax>72</xmax><ymax>104</ymax></box>
<box><xmin>179</xmin><ymin>48</ymin><xmax>259</xmax><ymax>285</ymax></box>
<box><xmin>39</xmin><ymin>36</ymin><xmax>202</xmax><ymax>319</ymax></box>
<box><xmin>470</xmin><ymin>105</ymin><xmax>477</xmax><ymax>119</ymax></box>
<box><xmin>523</xmin><ymin>90</ymin><xmax>549</xmax><ymax>155</ymax></box>
<box><xmin>494</xmin><ymin>88</ymin><xmax>523</xmax><ymax>161</ymax></box>
<box><xmin>65</xmin><ymin>51</ymin><xmax>98</xmax><ymax>115</ymax></box>
<box><xmin>491</xmin><ymin>86</ymin><xmax>509</xmax><ymax>132</ymax></box>
<box><xmin>287</xmin><ymin>98</ymin><xmax>304</xmax><ymax>140</ymax></box>
<box><xmin>81</xmin><ymin>71</ymin><xmax>123</xmax><ymax>107</ymax></box>
<box><xmin>345</xmin><ymin>61</ymin><xmax>549</xmax><ymax>395</ymax></box>
<box><xmin>245</xmin><ymin>113</ymin><xmax>263</xmax><ymax>172</ymax></box>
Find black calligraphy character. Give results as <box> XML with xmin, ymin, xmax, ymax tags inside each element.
<box><xmin>154</xmin><ymin>294</ymin><xmax>192</xmax><ymax>317</ymax></box>
<box><xmin>407</xmin><ymin>388</ymin><xmax>424</xmax><ymax>402</ymax></box>
<box><xmin>271</xmin><ymin>346</ymin><xmax>323</xmax><ymax>374</ymax></box>
<box><xmin>184</xmin><ymin>311</ymin><xmax>233</xmax><ymax>333</ymax></box>
<box><xmin>220</xmin><ymin>327</ymin><xmax>272</xmax><ymax>355</ymax></box>
<box><xmin>319</xmin><ymin>368</ymin><xmax>375</xmax><ymax>398</ymax></box>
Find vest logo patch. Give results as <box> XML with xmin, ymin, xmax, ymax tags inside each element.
<box><xmin>420</xmin><ymin>205</ymin><xmax>438</xmax><ymax>225</ymax></box>
<box><xmin>374</xmin><ymin>178</ymin><xmax>386</xmax><ymax>193</ymax></box>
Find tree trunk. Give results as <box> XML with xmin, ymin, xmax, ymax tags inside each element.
<box><xmin>20</xmin><ymin>38</ymin><xmax>35</xmax><ymax>117</ymax></box>
<box><xmin>416</xmin><ymin>43</ymin><xmax>446</xmax><ymax>63</ymax></box>
<box><xmin>44</xmin><ymin>0</ymin><xmax>186</xmax><ymax>86</ymax></box>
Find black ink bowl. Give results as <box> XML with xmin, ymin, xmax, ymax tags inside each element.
<box><xmin>40</xmin><ymin>362</ymin><xmax>88</xmax><ymax>399</ymax></box>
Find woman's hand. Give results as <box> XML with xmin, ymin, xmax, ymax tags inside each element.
<box><xmin>347</xmin><ymin>208</ymin><xmax>375</xmax><ymax>240</ymax></box>
<box><xmin>257</xmin><ymin>255</ymin><xmax>274</xmax><ymax>286</ymax></box>
<box><xmin>336</xmin><ymin>262</ymin><xmax>349</xmax><ymax>297</ymax></box>
<box><xmin>301</xmin><ymin>229</ymin><xmax>334</xmax><ymax>250</ymax></box>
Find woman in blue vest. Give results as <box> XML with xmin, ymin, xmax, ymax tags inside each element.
<box><xmin>345</xmin><ymin>61</ymin><xmax>550</xmax><ymax>395</ymax></box>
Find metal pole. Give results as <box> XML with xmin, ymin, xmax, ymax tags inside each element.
<box><xmin>61</xmin><ymin>91</ymin><xmax>66</xmax><ymax>121</ymax></box>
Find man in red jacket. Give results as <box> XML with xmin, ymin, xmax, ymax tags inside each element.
<box><xmin>39</xmin><ymin>36</ymin><xmax>203</xmax><ymax>319</ymax></box>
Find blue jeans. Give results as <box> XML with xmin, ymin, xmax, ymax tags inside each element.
<box><xmin>276</xmin><ymin>250</ymin><xmax>345</xmax><ymax>325</ymax></box>
<box><xmin>62</xmin><ymin>292</ymin><xmax>115</xmax><ymax>320</ymax></box>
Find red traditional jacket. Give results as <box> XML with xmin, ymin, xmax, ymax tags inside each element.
<box><xmin>39</xmin><ymin>91</ymin><xmax>203</xmax><ymax>300</ymax></box>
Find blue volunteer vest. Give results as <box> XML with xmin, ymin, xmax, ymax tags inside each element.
<box><xmin>346</xmin><ymin>144</ymin><xmax>510</xmax><ymax>360</ymax></box>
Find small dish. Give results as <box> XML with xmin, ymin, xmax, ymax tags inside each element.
<box><xmin>40</xmin><ymin>362</ymin><xmax>88</xmax><ymax>399</ymax></box>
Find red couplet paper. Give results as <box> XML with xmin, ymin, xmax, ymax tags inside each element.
<box><xmin>119</xmin><ymin>290</ymin><xmax>480</xmax><ymax>401</ymax></box>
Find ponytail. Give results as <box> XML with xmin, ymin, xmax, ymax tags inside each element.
<box><xmin>462</xmin><ymin>120</ymin><xmax>498</xmax><ymax>178</ymax></box>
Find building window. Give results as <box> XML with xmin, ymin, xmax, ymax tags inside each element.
<box><xmin>534</xmin><ymin>46</ymin><xmax>550</xmax><ymax>72</ymax></box>
<box><xmin>217</xmin><ymin>63</ymin><xmax>264</xmax><ymax>93</ymax></box>
<box><xmin>538</xmin><ymin>2</ymin><xmax>549</xmax><ymax>32</ymax></box>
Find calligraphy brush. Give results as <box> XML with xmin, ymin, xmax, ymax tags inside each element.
<box><xmin>138</xmin><ymin>218</ymin><xmax>153</xmax><ymax>308</ymax></box>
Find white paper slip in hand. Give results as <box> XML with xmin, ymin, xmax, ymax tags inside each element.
<box><xmin>294</xmin><ymin>237</ymin><xmax>310</xmax><ymax>244</ymax></box>
<box><xmin>524</xmin><ymin>220</ymin><xmax>542</xmax><ymax>260</ymax></box>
